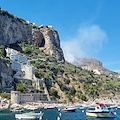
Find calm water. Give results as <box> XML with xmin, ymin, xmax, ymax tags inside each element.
<box><xmin>0</xmin><ymin>108</ymin><xmax>120</xmax><ymax>120</ymax></box>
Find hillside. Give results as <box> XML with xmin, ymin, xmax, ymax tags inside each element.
<box><xmin>73</xmin><ymin>57</ymin><xmax>118</xmax><ymax>76</ymax></box>
<box><xmin>0</xmin><ymin>8</ymin><xmax>120</xmax><ymax>104</ymax></box>
<box><xmin>1</xmin><ymin>43</ymin><xmax>120</xmax><ymax>103</ymax></box>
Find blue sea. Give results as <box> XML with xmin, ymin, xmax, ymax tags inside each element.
<box><xmin>0</xmin><ymin>107</ymin><xmax>120</xmax><ymax>120</ymax></box>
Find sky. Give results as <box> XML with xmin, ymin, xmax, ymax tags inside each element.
<box><xmin>0</xmin><ymin>0</ymin><xmax>120</xmax><ymax>73</ymax></box>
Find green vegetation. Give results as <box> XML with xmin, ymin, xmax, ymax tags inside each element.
<box><xmin>1</xmin><ymin>92</ymin><xmax>10</xmax><ymax>100</ymax></box>
<box><xmin>64</xmin><ymin>78</ymin><xmax>70</xmax><ymax>84</ymax></box>
<box><xmin>17</xmin><ymin>17</ymin><xmax>29</xmax><ymax>25</ymax></box>
<box><xmin>0</xmin><ymin>8</ymin><xmax>29</xmax><ymax>25</ymax></box>
<box><xmin>32</xmin><ymin>23</ymin><xmax>40</xmax><ymax>29</ymax></box>
<box><xmin>8</xmin><ymin>42</ymin><xmax>120</xmax><ymax>103</ymax></box>
<box><xmin>49</xmin><ymin>88</ymin><xmax>58</xmax><ymax>99</ymax></box>
<box><xmin>16</xmin><ymin>81</ymin><xmax>27</xmax><ymax>92</ymax></box>
<box><xmin>0</xmin><ymin>45</ymin><xmax>6</xmax><ymax>58</ymax></box>
<box><xmin>0</xmin><ymin>9</ymin><xmax>15</xmax><ymax>18</ymax></box>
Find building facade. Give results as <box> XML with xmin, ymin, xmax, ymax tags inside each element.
<box><xmin>11</xmin><ymin>91</ymin><xmax>47</xmax><ymax>104</ymax></box>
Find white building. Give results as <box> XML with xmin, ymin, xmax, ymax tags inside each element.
<box><xmin>21</xmin><ymin>64</ymin><xmax>35</xmax><ymax>79</ymax></box>
<box><xmin>6</xmin><ymin>48</ymin><xmax>19</xmax><ymax>56</ymax></box>
<box><xmin>11</xmin><ymin>61</ymin><xmax>21</xmax><ymax>71</ymax></box>
<box><xmin>93</xmin><ymin>69</ymin><xmax>103</xmax><ymax>75</ymax></box>
<box><xmin>10</xmin><ymin>54</ymin><xmax>27</xmax><ymax>63</ymax></box>
<box><xmin>5</xmin><ymin>48</ymin><xmax>27</xmax><ymax>63</ymax></box>
<box><xmin>5</xmin><ymin>47</ymin><xmax>45</xmax><ymax>91</ymax></box>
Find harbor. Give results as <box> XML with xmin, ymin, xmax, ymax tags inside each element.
<box><xmin>0</xmin><ymin>105</ymin><xmax>120</xmax><ymax>120</ymax></box>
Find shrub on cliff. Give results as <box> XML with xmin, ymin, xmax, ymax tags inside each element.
<box><xmin>0</xmin><ymin>45</ymin><xmax>6</xmax><ymax>58</ymax></box>
<box><xmin>16</xmin><ymin>81</ymin><xmax>27</xmax><ymax>92</ymax></box>
<box><xmin>80</xmin><ymin>94</ymin><xmax>88</xmax><ymax>101</ymax></box>
<box><xmin>64</xmin><ymin>78</ymin><xmax>70</xmax><ymax>84</ymax></box>
<box><xmin>49</xmin><ymin>88</ymin><xmax>58</xmax><ymax>97</ymax></box>
<box><xmin>1</xmin><ymin>92</ymin><xmax>10</xmax><ymax>100</ymax></box>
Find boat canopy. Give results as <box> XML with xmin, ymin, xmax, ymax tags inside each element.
<box><xmin>97</xmin><ymin>103</ymin><xmax>104</xmax><ymax>106</ymax></box>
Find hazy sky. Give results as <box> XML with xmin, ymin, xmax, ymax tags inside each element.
<box><xmin>0</xmin><ymin>0</ymin><xmax>120</xmax><ymax>72</ymax></box>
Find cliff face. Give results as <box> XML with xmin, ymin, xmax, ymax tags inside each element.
<box><xmin>0</xmin><ymin>10</ymin><xmax>32</xmax><ymax>45</ymax></box>
<box><xmin>0</xmin><ymin>58</ymin><xmax>14</xmax><ymax>92</ymax></box>
<box><xmin>0</xmin><ymin>9</ymin><xmax>64</xmax><ymax>61</ymax></box>
<box><xmin>32</xmin><ymin>26</ymin><xmax>64</xmax><ymax>61</ymax></box>
<box><xmin>73</xmin><ymin>57</ymin><xmax>103</xmax><ymax>70</ymax></box>
<box><xmin>73</xmin><ymin>57</ymin><xmax>117</xmax><ymax>75</ymax></box>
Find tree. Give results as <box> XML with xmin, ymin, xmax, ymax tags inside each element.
<box><xmin>80</xmin><ymin>94</ymin><xmax>88</xmax><ymax>101</ymax></box>
<box><xmin>49</xmin><ymin>89</ymin><xmax>58</xmax><ymax>97</ymax></box>
<box><xmin>64</xmin><ymin>78</ymin><xmax>70</xmax><ymax>84</ymax></box>
<box><xmin>1</xmin><ymin>92</ymin><xmax>10</xmax><ymax>99</ymax></box>
<box><xmin>24</xmin><ymin>48</ymin><xmax>31</xmax><ymax>54</ymax></box>
<box><xmin>16</xmin><ymin>81</ymin><xmax>27</xmax><ymax>92</ymax></box>
<box><xmin>0</xmin><ymin>45</ymin><xmax>6</xmax><ymax>57</ymax></box>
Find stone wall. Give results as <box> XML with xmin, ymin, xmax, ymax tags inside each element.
<box><xmin>11</xmin><ymin>91</ymin><xmax>20</xmax><ymax>104</ymax></box>
<box><xmin>11</xmin><ymin>91</ymin><xmax>47</xmax><ymax>104</ymax></box>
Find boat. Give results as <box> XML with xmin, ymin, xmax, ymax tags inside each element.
<box><xmin>15</xmin><ymin>111</ymin><xmax>44</xmax><ymax>120</ymax></box>
<box><xmin>11</xmin><ymin>108</ymin><xmax>24</xmax><ymax>113</ymax></box>
<box><xmin>117</xmin><ymin>106</ymin><xmax>120</xmax><ymax>109</ymax></box>
<box><xmin>110</xmin><ymin>105</ymin><xmax>118</xmax><ymax>110</ymax></box>
<box><xmin>44</xmin><ymin>105</ymin><xmax>56</xmax><ymax>109</ymax></box>
<box><xmin>86</xmin><ymin>103</ymin><xmax>116</xmax><ymax>118</ymax></box>
<box><xmin>58</xmin><ymin>107</ymin><xmax>76</xmax><ymax>112</ymax></box>
<box><xmin>26</xmin><ymin>107</ymin><xmax>38</xmax><ymax>111</ymax></box>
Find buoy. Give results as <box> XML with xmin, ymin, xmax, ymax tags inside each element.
<box><xmin>57</xmin><ymin>116</ymin><xmax>60</xmax><ymax>120</ymax></box>
<box><xmin>111</xmin><ymin>111</ymin><xmax>114</xmax><ymax>115</ymax></box>
<box><xmin>59</xmin><ymin>113</ymin><xmax>61</xmax><ymax>116</ymax></box>
<box><xmin>111</xmin><ymin>111</ymin><xmax>120</xmax><ymax>119</ymax></box>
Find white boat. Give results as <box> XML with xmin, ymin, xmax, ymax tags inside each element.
<box><xmin>58</xmin><ymin>107</ymin><xmax>76</xmax><ymax>112</ymax></box>
<box><xmin>86</xmin><ymin>103</ymin><xmax>116</xmax><ymax>118</ymax></box>
<box><xmin>110</xmin><ymin>105</ymin><xmax>117</xmax><ymax>109</ymax></box>
<box><xmin>15</xmin><ymin>111</ymin><xmax>43</xmax><ymax>120</ymax></box>
<box><xmin>11</xmin><ymin>108</ymin><xmax>24</xmax><ymax>113</ymax></box>
<box><xmin>117</xmin><ymin>106</ymin><xmax>120</xmax><ymax>109</ymax></box>
<box><xmin>44</xmin><ymin>105</ymin><xmax>55</xmax><ymax>109</ymax></box>
<box><xmin>26</xmin><ymin>107</ymin><xmax>38</xmax><ymax>111</ymax></box>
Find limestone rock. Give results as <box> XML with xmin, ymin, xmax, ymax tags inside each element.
<box><xmin>40</xmin><ymin>26</ymin><xmax>64</xmax><ymax>61</ymax></box>
<box><xmin>73</xmin><ymin>57</ymin><xmax>118</xmax><ymax>75</ymax></box>
<box><xmin>0</xmin><ymin>58</ymin><xmax>14</xmax><ymax>92</ymax></box>
<box><xmin>0</xmin><ymin>9</ymin><xmax>64</xmax><ymax>61</ymax></box>
<box><xmin>0</xmin><ymin>10</ymin><xmax>32</xmax><ymax>45</ymax></box>
<box><xmin>0</xmin><ymin>98</ymin><xmax>10</xmax><ymax>109</ymax></box>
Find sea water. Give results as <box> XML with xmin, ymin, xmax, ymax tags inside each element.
<box><xmin>0</xmin><ymin>107</ymin><xmax>120</xmax><ymax>120</ymax></box>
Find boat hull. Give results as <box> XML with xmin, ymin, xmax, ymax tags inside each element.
<box><xmin>15</xmin><ymin>113</ymin><xmax>43</xmax><ymax>119</ymax></box>
<box><xmin>59</xmin><ymin>108</ymin><xmax>76</xmax><ymax>112</ymax></box>
<box><xmin>63</xmin><ymin>109</ymin><xmax>76</xmax><ymax>112</ymax></box>
<box><xmin>86</xmin><ymin>111</ymin><xmax>110</xmax><ymax>118</ymax></box>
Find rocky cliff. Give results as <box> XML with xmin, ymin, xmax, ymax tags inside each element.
<box><xmin>73</xmin><ymin>57</ymin><xmax>118</xmax><ymax>75</ymax></box>
<box><xmin>0</xmin><ymin>58</ymin><xmax>14</xmax><ymax>92</ymax></box>
<box><xmin>0</xmin><ymin>8</ymin><xmax>64</xmax><ymax>61</ymax></box>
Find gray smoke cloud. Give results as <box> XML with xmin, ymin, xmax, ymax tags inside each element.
<box><xmin>61</xmin><ymin>24</ymin><xmax>107</xmax><ymax>62</ymax></box>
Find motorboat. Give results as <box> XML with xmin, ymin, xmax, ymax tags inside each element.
<box><xmin>86</xmin><ymin>103</ymin><xmax>116</xmax><ymax>118</ymax></box>
<box><xmin>15</xmin><ymin>111</ymin><xmax>44</xmax><ymax>120</ymax></box>
<box><xmin>110</xmin><ymin>105</ymin><xmax>118</xmax><ymax>110</ymax></box>
<box><xmin>58</xmin><ymin>106</ymin><xmax>76</xmax><ymax>112</ymax></box>
<box><xmin>26</xmin><ymin>107</ymin><xmax>38</xmax><ymax>111</ymax></box>
<box><xmin>44</xmin><ymin>105</ymin><xmax>55</xmax><ymax>109</ymax></box>
<box><xmin>11</xmin><ymin>108</ymin><xmax>24</xmax><ymax>113</ymax></box>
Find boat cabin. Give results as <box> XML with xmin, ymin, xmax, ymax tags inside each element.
<box><xmin>95</xmin><ymin>103</ymin><xmax>108</xmax><ymax>111</ymax></box>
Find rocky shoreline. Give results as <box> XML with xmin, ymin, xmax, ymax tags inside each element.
<box><xmin>0</xmin><ymin>96</ymin><xmax>120</xmax><ymax>110</ymax></box>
